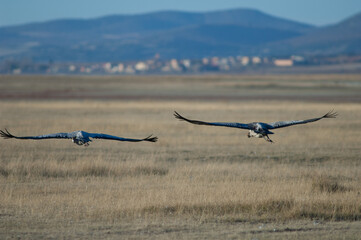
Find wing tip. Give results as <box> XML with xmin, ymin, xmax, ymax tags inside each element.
<box><xmin>323</xmin><ymin>110</ymin><xmax>338</xmax><ymax>118</ymax></box>
<box><xmin>143</xmin><ymin>135</ymin><xmax>158</xmax><ymax>142</ymax></box>
<box><xmin>0</xmin><ymin>128</ymin><xmax>16</xmax><ymax>139</ymax></box>
<box><xmin>174</xmin><ymin>111</ymin><xmax>192</xmax><ymax>123</ymax></box>
<box><xmin>174</xmin><ymin>111</ymin><xmax>183</xmax><ymax>120</ymax></box>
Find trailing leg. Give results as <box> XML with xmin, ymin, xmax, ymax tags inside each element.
<box><xmin>264</xmin><ymin>135</ymin><xmax>274</xmax><ymax>143</ymax></box>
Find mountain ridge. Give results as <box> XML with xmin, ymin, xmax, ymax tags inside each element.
<box><xmin>0</xmin><ymin>8</ymin><xmax>360</xmax><ymax>61</ymax></box>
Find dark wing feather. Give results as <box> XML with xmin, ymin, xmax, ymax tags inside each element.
<box><xmin>89</xmin><ymin>133</ymin><xmax>158</xmax><ymax>142</ymax></box>
<box><xmin>0</xmin><ymin>129</ymin><xmax>75</xmax><ymax>140</ymax></box>
<box><xmin>174</xmin><ymin>111</ymin><xmax>250</xmax><ymax>130</ymax></box>
<box><xmin>268</xmin><ymin>110</ymin><xmax>337</xmax><ymax>129</ymax></box>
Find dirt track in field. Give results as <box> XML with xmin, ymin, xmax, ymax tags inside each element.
<box><xmin>1</xmin><ymin>91</ymin><xmax>361</xmax><ymax>103</ymax></box>
<box><xmin>1</xmin><ymin>74</ymin><xmax>360</xmax><ymax>103</ymax></box>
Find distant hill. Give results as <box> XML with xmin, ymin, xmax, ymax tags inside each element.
<box><xmin>2</xmin><ymin>9</ymin><xmax>360</xmax><ymax>62</ymax></box>
<box><xmin>268</xmin><ymin>12</ymin><xmax>361</xmax><ymax>56</ymax></box>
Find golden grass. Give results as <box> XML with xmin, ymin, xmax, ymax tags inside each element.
<box><xmin>1</xmin><ymin>99</ymin><xmax>361</xmax><ymax>228</ymax></box>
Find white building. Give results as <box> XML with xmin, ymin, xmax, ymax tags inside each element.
<box><xmin>241</xmin><ymin>56</ymin><xmax>250</xmax><ymax>66</ymax></box>
<box><xmin>135</xmin><ymin>62</ymin><xmax>148</xmax><ymax>71</ymax></box>
<box><xmin>274</xmin><ymin>59</ymin><xmax>294</xmax><ymax>67</ymax></box>
<box><xmin>170</xmin><ymin>59</ymin><xmax>181</xmax><ymax>71</ymax></box>
<box><xmin>252</xmin><ymin>57</ymin><xmax>261</xmax><ymax>64</ymax></box>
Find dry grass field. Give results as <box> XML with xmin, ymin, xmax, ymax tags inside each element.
<box><xmin>0</xmin><ymin>74</ymin><xmax>361</xmax><ymax>239</ymax></box>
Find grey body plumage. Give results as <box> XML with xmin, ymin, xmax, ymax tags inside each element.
<box><xmin>0</xmin><ymin>129</ymin><xmax>158</xmax><ymax>146</ymax></box>
<box><xmin>174</xmin><ymin>110</ymin><xmax>337</xmax><ymax>143</ymax></box>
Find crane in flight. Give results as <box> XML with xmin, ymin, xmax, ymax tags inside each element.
<box><xmin>0</xmin><ymin>129</ymin><xmax>158</xmax><ymax>146</ymax></box>
<box><xmin>174</xmin><ymin>110</ymin><xmax>337</xmax><ymax>143</ymax></box>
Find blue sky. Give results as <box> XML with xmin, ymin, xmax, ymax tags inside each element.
<box><xmin>1</xmin><ymin>0</ymin><xmax>361</xmax><ymax>27</ymax></box>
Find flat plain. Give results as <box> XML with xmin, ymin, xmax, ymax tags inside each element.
<box><xmin>0</xmin><ymin>74</ymin><xmax>361</xmax><ymax>239</ymax></box>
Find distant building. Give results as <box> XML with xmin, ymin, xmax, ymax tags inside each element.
<box><xmin>291</xmin><ymin>55</ymin><xmax>306</xmax><ymax>65</ymax></box>
<box><xmin>117</xmin><ymin>63</ymin><xmax>124</xmax><ymax>73</ymax></box>
<box><xmin>125</xmin><ymin>65</ymin><xmax>135</xmax><ymax>74</ymax></box>
<box><xmin>111</xmin><ymin>66</ymin><xmax>119</xmax><ymax>73</ymax></box>
<box><xmin>103</xmin><ymin>62</ymin><xmax>112</xmax><ymax>72</ymax></box>
<box><xmin>12</xmin><ymin>68</ymin><xmax>21</xmax><ymax>74</ymax></box>
<box><xmin>135</xmin><ymin>62</ymin><xmax>148</xmax><ymax>71</ymax></box>
<box><xmin>211</xmin><ymin>57</ymin><xmax>219</xmax><ymax>66</ymax></box>
<box><xmin>219</xmin><ymin>58</ymin><xmax>230</xmax><ymax>71</ymax></box>
<box><xmin>69</xmin><ymin>65</ymin><xmax>76</xmax><ymax>72</ymax></box>
<box><xmin>241</xmin><ymin>56</ymin><xmax>250</xmax><ymax>66</ymax></box>
<box><xmin>292</xmin><ymin>55</ymin><xmax>305</xmax><ymax>62</ymax></box>
<box><xmin>182</xmin><ymin>59</ymin><xmax>191</xmax><ymax>69</ymax></box>
<box><xmin>228</xmin><ymin>56</ymin><xmax>236</xmax><ymax>66</ymax></box>
<box><xmin>161</xmin><ymin>65</ymin><xmax>171</xmax><ymax>72</ymax></box>
<box><xmin>263</xmin><ymin>57</ymin><xmax>270</xmax><ymax>64</ymax></box>
<box><xmin>274</xmin><ymin>59</ymin><xmax>294</xmax><ymax>67</ymax></box>
<box><xmin>170</xmin><ymin>59</ymin><xmax>181</xmax><ymax>71</ymax></box>
<box><xmin>252</xmin><ymin>56</ymin><xmax>261</xmax><ymax>64</ymax></box>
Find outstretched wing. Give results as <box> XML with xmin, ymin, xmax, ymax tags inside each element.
<box><xmin>0</xmin><ymin>129</ymin><xmax>75</xmax><ymax>140</ymax></box>
<box><xmin>174</xmin><ymin>111</ymin><xmax>250</xmax><ymax>130</ymax></box>
<box><xmin>88</xmin><ymin>133</ymin><xmax>158</xmax><ymax>142</ymax></box>
<box><xmin>268</xmin><ymin>110</ymin><xmax>337</xmax><ymax>129</ymax></box>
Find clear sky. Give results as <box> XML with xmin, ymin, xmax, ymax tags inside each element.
<box><xmin>1</xmin><ymin>0</ymin><xmax>361</xmax><ymax>27</ymax></box>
